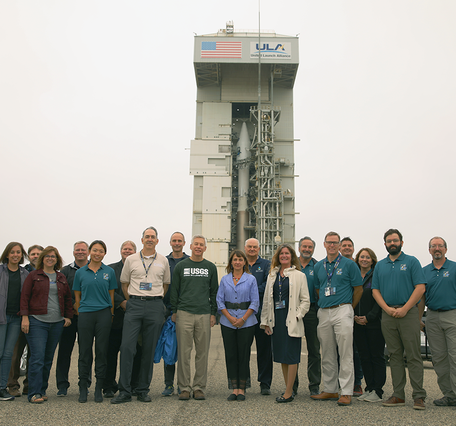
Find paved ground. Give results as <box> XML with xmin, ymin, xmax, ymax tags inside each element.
<box><xmin>2</xmin><ymin>326</ymin><xmax>453</xmax><ymax>426</ymax></box>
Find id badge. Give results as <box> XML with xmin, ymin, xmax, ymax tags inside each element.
<box><xmin>275</xmin><ymin>300</ymin><xmax>286</xmax><ymax>310</ymax></box>
<box><xmin>139</xmin><ymin>282</ymin><xmax>152</xmax><ymax>291</ymax></box>
<box><xmin>325</xmin><ymin>287</ymin><xmax>331</xmax><ymax>297</ymax></box>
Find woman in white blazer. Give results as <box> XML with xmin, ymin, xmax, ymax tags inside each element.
<box><xmin>260</xmin><ymin>243</ymin><xmax>310</xmax><ymax>403</ymax></box>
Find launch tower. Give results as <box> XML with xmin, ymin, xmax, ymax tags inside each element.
<box><xmin>190</xmin><ymin>22</ymin><xmax>299</xmax><ymax>273</ymax></box>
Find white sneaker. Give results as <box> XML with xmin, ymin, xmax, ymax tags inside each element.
<box><xmin>364</xmin><ymin>391</ymin><xmax>382</xmax><ymax>402</ymax></box>
<box><xmin>358</xmin><ymin>390</ymin><xmax>371</xmax><ymax>401</ymax></box>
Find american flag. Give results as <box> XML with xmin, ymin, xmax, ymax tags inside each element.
<box><xmin>201</xmin><ymin>41</ymin><xmax>242</xmax><ymax>58</ymax></box>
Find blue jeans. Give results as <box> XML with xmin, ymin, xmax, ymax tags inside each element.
<box><xmin>0</xmin><ymin>315</ymin><xmax>21</xmax><ymax>389</ymax></box>
<box><xmin>25</xmin><ymin>317</ymin><xmax>64</xmax><ymax>399</ymax></box>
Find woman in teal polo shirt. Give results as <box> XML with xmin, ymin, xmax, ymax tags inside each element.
<box><xmin>73</xmin><ymin>240</ymin><xmax>117</xmax><ymax>403</ymax></box>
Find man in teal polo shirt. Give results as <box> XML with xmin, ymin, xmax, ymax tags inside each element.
<box><xmin>372</xmin><ymin>228</ymin><xmax>426</xmax><ymax>410</ymax></box>
<box><xmin>311</xmin><ymin>232</ymin><xmax>363</xmax><ymax>406</ymax></box>
<box><xmin>420</xmin><ymin>236</ymin><xmax>456</xmax><ymax>407</ymax></box>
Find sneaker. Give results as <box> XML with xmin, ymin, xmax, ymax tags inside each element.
<box><xmin>358</xmin><ymin>390</ymin><xmax>371</xmax><ymax>401</ymax></box>
<box><xmin>353</xmin><ymin>385</ymin><xmax>363</xmax><ymax>397</ymax></box>
<box><xmin>0</xmin><ymin>389</ymin><xmax>15</xmax><ymax>401</ymax></box>
<box><xmin>382</xmin><ymin>395</ymin><xmax>405</xmax><ymax>407</ymax></box>
<box><xmin>413</xmin><ymin>398</ymin><xmax>425</xmax><ymax>410</ymax></box>
<box><xmin>434</xmin><ymin>396</ymin><xmax>456</xmax><ymax>406</ymax></box>
<box><xmin>364</xmin><ymin>391</ymin><xmax>382</xmax><ymax>403</ymax></box>
<box><xmin>7</xmin><ymin>388</ymin><xmax>21</xmax><ymax>397</ymax></box>
<box><xmin>57</xmin><ymin>389</ymin><xmax>67</xmax><ymax>397</ymax></box>
<box><xmin>162</xmin><ymin>385</ymin><xmax>174</xmax><ymax>396</ymax></box>
<box><xmin>193</xmin><ymin>390</ymin><xmax>205</xmax><ymax>400</ymax></box>
<box><xmin>179</xmin><ymin>390</ymin><xmax>190</xmax><ymax>401</ymax></box>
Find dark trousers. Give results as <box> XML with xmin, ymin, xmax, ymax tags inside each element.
<box><xmin>354</xmin><ymin>341</ymin><xmax>364</xmax><ymax>386</ymax></box>
<box><xmin>164</xmin><ymin>363</ymin><xmax>175</xmax><ymax>387</ymax></box>
<box><xmin>118</xmin><ymin>299</ymin><xmax>164</xmax><ymax>395</ymax></box>
<box><xmin>254</xmin><ymin>318</ymin><xmax>273</xmax><ymax>388</ymax></box>
<box><xmin>221</xmin><ymin>324</ymin><xmax>255</xmax><ymax>390</ymax></box>
<box><xmin>303</xmin><ymin>304</ymin><xmax>321</xmax><ymax>391</ymax></box>
<box><xmin>7</xmin><ymin>331</ymin><xmax>29</xmax><ymax>392</ymax></box>
<box><xmin>56</xmin><ymin>315</ymin><xmax>79</xmax><ymax>390</ymax></box>
<box><xmin>353</xmin><ymin>324</ymin><xmax>386</xmax><ymax>397</ymax></box>
<box><xmin>103</xmin><ymin>327</ymin><xmax>142</xmax><ymax>393</ymax></box>
<box><xmin>77</xmin><ymin>308</ymin><xmax>112</xmax><ymax>385</ymax></box>
<box><xmin>26</xmin><ymin>317</ymin><xmax>64</xmax><ymax>400</ymax></box>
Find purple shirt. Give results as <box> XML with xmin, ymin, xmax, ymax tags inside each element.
<box><xmin>217</xmin><ymin>272</ymin><xmax>260</xmax><ymax>329</ymax></box>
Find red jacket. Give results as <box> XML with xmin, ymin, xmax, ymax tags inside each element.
<box><xmin>20</xmin><ymin>269</ymin><xmax>73</xmax><ymax>318</ymax></box>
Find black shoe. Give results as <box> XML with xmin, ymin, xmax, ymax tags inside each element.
<box><xmin>78</xmin><ymin>387</ymin><xmax>88</xmax><ymax>403</ymax></box>
<box><xmin>261</xmin><ymin>387</ymin><xmax>271</xmax><ymax>395</ymax></box>
<box><xmin>111</xmin><ymin>393</ymin><xmax>132</xmax><ymax>404</ymax></box>
<box><xmin>227</xmin><ymin>393</ymin><xmax>237</xmax><ymax>401</ymax></box>
<box><xmin>237</xmin><ymin>394</ymin><xmax>246</xmax><ymax>401</ymax></box>
<box><xmin>94</xmin><ymin>384</ymin><xmax>103</xmax><ymax>403</ymax></box>
<box><xmin>137</xmin><ymin>393</ymin><xmax>151</xmax><ymax>403</ymax></box>
<box><xmin>131</xmin><ymin>389</ymin><xmax>138</xmax><ymax>396</ymax></box>
<box><xmin>103</xmin><ymin>390</ymin><xmax>115</xmax><ymax>398</ymax></box>
<box><xmin>310</xmin><ymin>388</ymin><xmax>319</xmax><ymax>396</ymax></box>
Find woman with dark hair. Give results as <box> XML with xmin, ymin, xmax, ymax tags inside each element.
<box><xmin>0</xmin><ymin>242</ymin><xmax>29</xmax><ymax>401</ymax></box>
<box><xmin>73</xmin><ymin>240</ymin><xmax>117</xmax><ymax>403</ymax></box>
<box><xmin>217</xmin><ymin>250</ymin><xmax>259</xmax><ymax>401</ymax></box>
<box><xmin>354</xmin><ymin>247</ymin><xmax>386</xmax><ymax>403</ymax></box>
<box><xmin>261</xmin><ymin>244</ymin><xmax>310</xmax><ymax>403</ymax></box>
<box><xmin>20</xmin><ymin>246</ymin><xmax>73</xmax><ymax>403</ymax></box>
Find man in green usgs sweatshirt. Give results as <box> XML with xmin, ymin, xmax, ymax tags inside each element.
<box><xmin>170</xmin><ymin>235</ymin><xmax>218</xmax><ymax>401</ymax></box>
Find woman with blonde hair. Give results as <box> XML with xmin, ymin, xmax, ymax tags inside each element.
<box><xmin>261</xmin><ymin>244</ymin><xmax>310</xmax><ymax>403</ymax></box>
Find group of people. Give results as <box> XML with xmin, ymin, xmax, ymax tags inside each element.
<box><xmin>0</xmin><ymin>227</ymin><xmax>454</xmax><ymax>412</ymax></box>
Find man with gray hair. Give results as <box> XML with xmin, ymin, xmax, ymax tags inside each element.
<box><xmin>420</xmin><ymin>236</ymin><xmax>456</xmax><ymax>407</ymax></box>
<box><xmin>111</xmin><ymin>227</ymin><xmax>170</xmax><ymax>404</ymax></box>
<box><xmin>170</xmin><ymin>235</ymin><xmax>218</xmax><ymax>401</ymax></box>
<box><xmin>56</xmin><ymin>241</ymin><xmax>89</xmax><ymax>396</ymax></box>
<box><xmin>103</xmin><ymin>240</ymin><xmax>141</xmax><ymax>399</ymax></box>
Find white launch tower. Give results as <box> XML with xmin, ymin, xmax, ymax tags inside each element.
<box><xmin>190</xmin><ymin>22</ymin><xmax>299</xmax><ymax>273</ymax></box>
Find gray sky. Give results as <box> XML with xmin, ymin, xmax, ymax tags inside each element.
<box><xmin>1</xmin><ymin>1</ymin><xmax>455</xmax><ymax>266</ymax></box>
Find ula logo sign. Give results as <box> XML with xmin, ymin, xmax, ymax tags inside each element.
<box><xmin>250</xmin><ymin>42</ymin><xmax>291</xmax><ymax>59</ymax></box>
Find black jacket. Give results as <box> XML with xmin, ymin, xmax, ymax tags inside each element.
<box><xmin>353</xmin><ymin>268</ymin><xmax>382</xmax><ymax>329</ymax></box>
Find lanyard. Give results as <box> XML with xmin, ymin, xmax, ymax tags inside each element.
<box><xmin>323</xmin><ymin>254</ymin><xmax>342</xmax><ymax>287</ymax></box>
<box><xmin>140</xmin><ymin>251</ymin><xmax>157</xmax><ymax>277</ymax></box>
<box><xmin>278</xmin><ymin>273</ymin><xmax>285</xmax><ymax>301</ymax></box>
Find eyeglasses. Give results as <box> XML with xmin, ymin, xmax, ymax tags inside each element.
<box><xmin>325</xmin><ymin>241</ymin><xmax>340</xmax><ymax>246</ymax></box>
<box><xmin>44</xmin><ymin>255</ymin><xmax>56</xmax><ymax>259</ymax></box>
<box><xmin>430</xmin><ymin>245</ymin><xmax>445</xmax><ymax>249</ymax></box>
<box><xmin>386</xmin><ymin>239</ymin><xmax>400</xmax><ymax>244</ymax></box>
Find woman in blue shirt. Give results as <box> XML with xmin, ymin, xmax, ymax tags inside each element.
<box><xmin>217</xmin><ymin>250</ymin><xmax>259</xmax><ymax>401</ymax></box>
<box><xmin>73</xmin><ymin>240</ymin><xmax>116</xmax><ymax>403</ymax></box>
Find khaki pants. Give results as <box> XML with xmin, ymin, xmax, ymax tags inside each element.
<box><xmin>426</xmin><ymin>309</ymin><xmax>456</xmax><ymax>399</ymax></box>
<box><xmin>176</xmin><ymin>310</ymin><xmax>211</xmax><ymax>393</ymax></box>
<box><xmin>381</xmin><ymin>306</ymin><xmax>426</xmax><ymax>400</ymax></box>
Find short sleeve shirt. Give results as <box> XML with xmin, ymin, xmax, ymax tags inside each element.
<box><xmin>120</xmin><ymin>251</ymin><xmax>170</xmax><ymax>297</ymax></box>
<box><xmin>301</xmin><ymin>258</ymin><xmax>317</xmax><ymax>304</ymax></box>
<box><xmin>372</xmin><ymin>252</ymin><xmax>426</xmax><ymax>306</ymax></box>
<box><xmin>73</xmin><ymin>263</ymin><xmax>117</xmax><ymax>313</ymax></box>
<box><xmin>423</xmin><ymin>259</ymin><xmax>456</xmax><ymax>311</ymax></box>
<box><xmin>314</xmin><ymin>255</ymin><xmax>363</xmax><ymax>308</ymax></box>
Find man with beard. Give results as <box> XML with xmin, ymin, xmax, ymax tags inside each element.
<box><xmin>372</xmin><ymin>229</ymin><xmax>427</xmax><ymax>410</ymax></box>
<box><xmin>420</xmin><ymin>237</ymin><xmax>456</xmax><ymax>407</ymax></box>
<box><xmin>297</xmin><ymin>237</ymin><xmax>321</xmax><ymax>396</ymax></box>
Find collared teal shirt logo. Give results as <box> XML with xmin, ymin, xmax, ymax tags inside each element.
<box><xmin>103</xmin><ymin>273</ymin><xmax>109</xmax><ymax>280</ymax></box>
<box><xmin>256</xmin><ymin>267</ymin><xmax>263</xmax><ymax>272</ymax></box>
<box><xmin>336</xmin><ymin>268</ymin><xmax>342</xmax><ymax>275</ymax></box>
<box><xmin>400</xmin><ymin>264</ymin><xmax>407</xmax><ymax>271</ymax></box>
<box><xmin>444</xmin><ymin>271</ymin><xmax>450</xmax><ymax>277</ymax></box>
<box><xmin>309</xmin><ymin>270</ymin><xmax>314</xmax><ymax>276</ymax></box>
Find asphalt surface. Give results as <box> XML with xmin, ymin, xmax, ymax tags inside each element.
<box><xmin>1</xmin><ymin>325</ymin><xmax>453</xmax><ymax>426</ymax></box>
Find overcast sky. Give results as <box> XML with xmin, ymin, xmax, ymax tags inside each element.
<box><xmin>1</xmin><ymin>1</ymin><xmax>455</xmax><ymax>267</ymax></box>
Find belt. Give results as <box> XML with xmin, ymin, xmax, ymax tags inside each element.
<box><xmin>430</xmin><ymin>308</ymin><xmax>452</xmax><ymax>312</ymax></box>
<box><xmin>321</xmin><ymin>302</ymin><xmax>351</xmax><ymax>310</ymax></box>
<box><xmin>388</xmin><ymin>304</ymin><xmax>404</xmax><ymax>308</ymax></box>
<box><xmin>130</xmin><ymin>295</ymin><xmax>163</xmax><ymax>301</ymax></box>
<box><xmin>225</xmin><ymin>301</ymin><xmax>251</xmax><ymax>310</ymax></box>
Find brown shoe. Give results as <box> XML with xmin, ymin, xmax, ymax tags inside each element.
<box><xmin>382</xmin><ymin>395</ymin><xmax>405</xmax><ymax>406</ymax></box>
<box><xmin>310</xmin><ymin>392</ymin><xmax>339</xmax><ymax>401</ymax></box>
<box><xmin>413</xmin><ymin>398</ymin><xmax>425</xmax><ymax>410</ymax></box>
<box><xmin>179</xmin><ymin>390</ymin><xmax>190</xmax><ymax>401</ymax></box>
<box><xmin>337</xmin><ymin>395</ymin><xmax>352</xmax><ymax>406</ymax></box>
<box><xmin>8</xmin><ymin>388</ymin><xmax>21</xmax><ymax>397</ymax></box>
<box><xmin>193</xmin><ymin>390</ymin><xmax>205</xmax><ymax>400</ymax></box>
